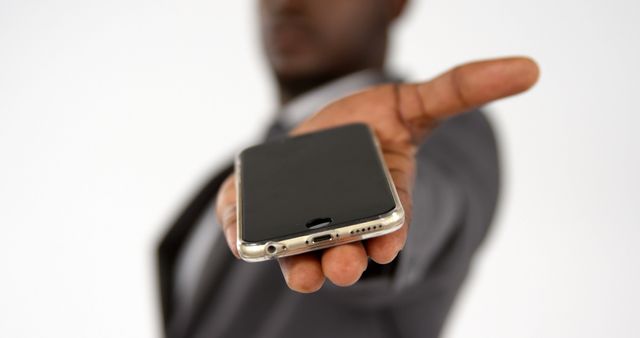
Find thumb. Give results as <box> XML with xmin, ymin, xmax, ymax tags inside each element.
<box><xmin>397</xmin><ymin>56</ymin><xmax>540</xmax><ymax>142</ymax></box>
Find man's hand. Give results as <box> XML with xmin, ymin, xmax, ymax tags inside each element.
<box><xmin>215</xmin><ymin>57</ymin><xmax>539</xmax><ymax>293</ymax></box>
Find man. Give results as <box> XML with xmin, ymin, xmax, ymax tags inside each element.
<box><xmin>157</xmin><ymin>1</ymin><xmax>539</xmax><ymax>337</ymax></box>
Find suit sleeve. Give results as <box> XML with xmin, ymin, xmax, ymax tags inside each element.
<box><xmin>370</xmin><ymin>110</ymin><xmax>500</xmax><ymax>337</ymax></box>
<box><xmin>392</xmin><ymin>109</ymin><xmax>500</xmax><ymax>292</ymax></box>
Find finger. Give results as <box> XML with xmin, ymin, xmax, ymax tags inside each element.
<box><xmin>365</xmin><ymin>195</ymin><xmax>411</xmax><ymax>264</ymax></box>
<box><xmin>215</xmin><ymin>174</ymin><xmax>240</xmax><ymax>257</ymax></box>
<box><xmin>321</xmin><ymin>241</ymin><xmax>368</xmax><ymax>287</ymax></box>
<box><xmin>399</xmin><ymin>56</ymin><xmax>539</xmax><ymax>141</ymax></box>
<box><xmin>220</xmin><ymin>208</ymin><xmax>239</xmax><ymax>258</ymax></box>
<box><xmin>364</xmin><ymin>144</ymin><xmax>414</xmax><ymax>263</ymax></box>
<box><xmin>278</xmin><ymin>253</ymin><xmax>325</xmax><ymax>293</ymax></box>
<box><xmin>365</xmin><ymin>168</ymin><xmax>412</xmax><ymax>264</ymax></box>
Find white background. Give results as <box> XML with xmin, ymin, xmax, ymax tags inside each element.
<box><xmin>1</xmin><ymin>0</ymin><xmax>638</xmax><ymax>337</ymax></box>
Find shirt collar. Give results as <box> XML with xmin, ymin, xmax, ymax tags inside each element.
<box><xmin>277</xmin><ymin>69</ymin><xmax>394</xmax><ymax>130</ymax></box>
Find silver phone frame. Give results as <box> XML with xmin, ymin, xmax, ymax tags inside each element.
<box><xmin>235</xmin><ymin>125</ymin><xmax>405</xmax><ymax>262</ymax></box>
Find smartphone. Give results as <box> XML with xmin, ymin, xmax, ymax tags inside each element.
<box><xmin>235</xmin><ymin>123</ymin><xmax>404</xmax><ymax>262</ymax></box>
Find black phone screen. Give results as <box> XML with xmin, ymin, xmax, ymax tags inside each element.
<box><xmin>238</xmin><ymin>123</ymin><xmax>397</xmax><ymax>243</ymax></box>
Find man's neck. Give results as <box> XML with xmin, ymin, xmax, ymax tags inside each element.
<box><xmin>274</xmin><ymin>68</ymin><xmax>393</xmax><ymax>131</ymax></box>
<box><xmin>276</xmin><ymin>67</ymin><xmax>385</xmax><ymax>106</ymax></box>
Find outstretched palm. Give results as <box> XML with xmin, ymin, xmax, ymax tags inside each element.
<box><xmin>216</xmin><ymin>57</ymin><xmax>539</xmax><ymax>292</ymax></box>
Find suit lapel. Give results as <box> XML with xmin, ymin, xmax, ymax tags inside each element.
<box><xmin>157</xmin><ymin>161</ymin><xmax>234</xmax><ymax>331</ymax></box>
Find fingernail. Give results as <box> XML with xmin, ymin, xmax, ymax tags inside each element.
<box><xmin>386</xmin><ymin>250</ymin><xmax>400</xmax><ymax>264</ymax></box>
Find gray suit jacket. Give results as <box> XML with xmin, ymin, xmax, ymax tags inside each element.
<box><xmin>157</xmin><ymin>73</ymin><xmax>499</xmax><ymax>338</ymax></box>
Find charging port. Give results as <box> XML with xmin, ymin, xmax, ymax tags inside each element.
<box><xmin>311</xmin><ymin>234</ymin><xmax>332</xmax><ymax>244</ymax></box>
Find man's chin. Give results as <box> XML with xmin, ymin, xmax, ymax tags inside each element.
<box><xmin>271</xmin><ymin>59</ymin><xmax>325</xmax><ymax>79</ymax></box>
<box><xmin>272</xmin><ymin>66</ymin><xmax>344</xmax><ymax>102</ymax></box>
<box><xmin>273</xmin><ymin>63</ymin><xmax>333</xmax><ymax>84</ymax></box>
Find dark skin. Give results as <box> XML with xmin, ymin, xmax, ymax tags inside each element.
<box><xmin>215</xmin><ymin>0</ymin><xmax>540</xmax><ymax>293</ymax></box>
<box><xmin>259</xmin><ymin>0</ymin><xmax>406</xmax><ymax>104</ymax></box>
